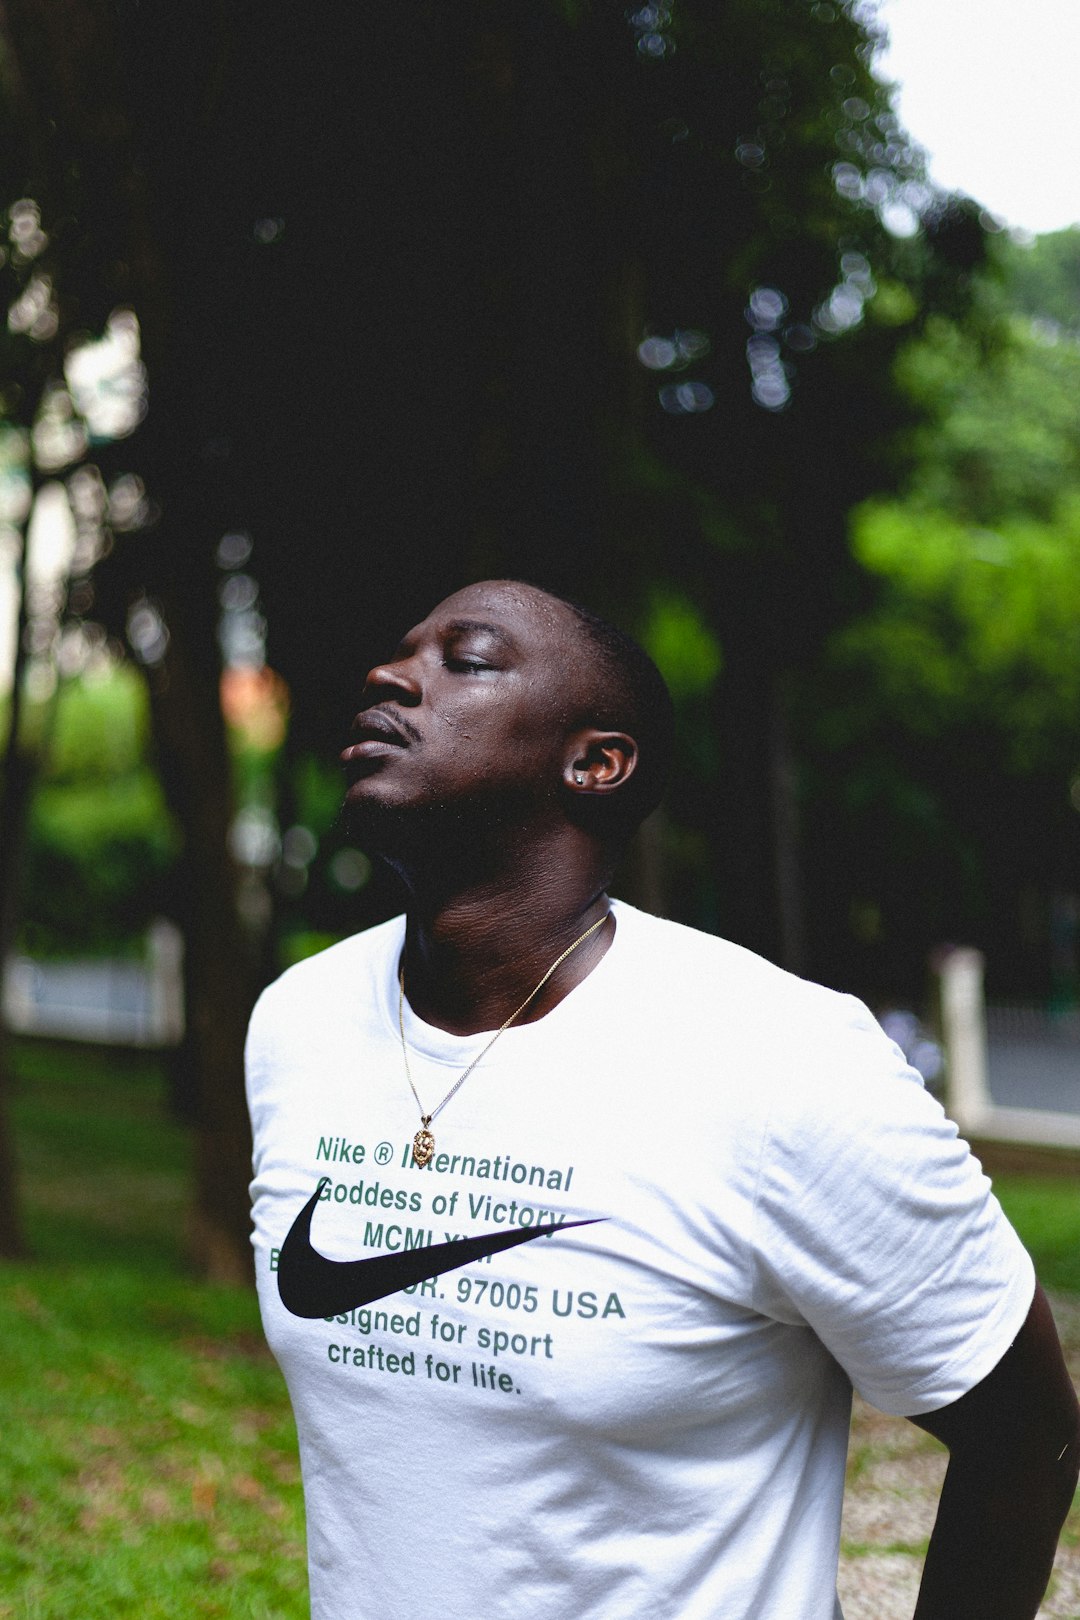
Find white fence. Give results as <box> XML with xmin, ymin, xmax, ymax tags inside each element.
<box><xmin>938</xmin><ymin>946</ymin><xmax>1080</xmax><ymax>1150</ymax></box>
<box><xmin>5</xmin><ymin>928</ymin><xmax>1080</xmax><ymax>1143</ymax></box>
<box><xmin>2</xmin><ymin>918</ymin><xmax>184</xmax><ymax>1047</ymax></box>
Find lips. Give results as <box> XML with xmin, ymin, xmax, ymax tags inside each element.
<box><xmin>341</xmin><ymin>709</ymin><xmax>414</xmax><ymax>772</ymax></box>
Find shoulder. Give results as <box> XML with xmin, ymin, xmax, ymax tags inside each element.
<box><xmin>247</xmin><ymin>914</ymin><xmax>404</xmax><ymax>1040</ymax></box>
<box><xmin>610</xmin><ymin>900</ymin><xmax>886</xmax><ymax>1052</ymax></box>
<box><xmin>608</xmin><ymin>902</ymin><xmax>932</xmax><ymax>1146</ymax></box>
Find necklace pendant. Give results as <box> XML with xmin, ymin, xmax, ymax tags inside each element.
<box><xmin>398</xmin><ymin>912</ymin><xmax>609</xmax><ymax>1172</ymax></box>
<box><xmin>412</xmin><ymin>1125</ymin><xmax>435</xmax><ymax>1167</ymax></box>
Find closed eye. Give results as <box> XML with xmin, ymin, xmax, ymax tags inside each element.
<box><xmin>445</xmin><ymin>657</ymin><xmax>493</xmax><ymax>673</ymax></box>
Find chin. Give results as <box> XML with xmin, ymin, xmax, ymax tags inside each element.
<box><xmin>341</xmin><ymin>788</ymin><xmax>437</xmax><ymax>855</ymax></box>
<box><xmin>341</xmin><ymin>789</ymin><xmax>404</xmax><ymax>855</ymax></box>
<box><xmin>341</xmin><ymin>789</ymin><xmax>495</xmax><ymax>872</ymax></box>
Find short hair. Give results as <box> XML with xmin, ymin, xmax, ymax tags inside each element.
<box><xmin>541</xmin><ymin>588</ymin><xmax>675</xmax><ymax>841</ymax></box>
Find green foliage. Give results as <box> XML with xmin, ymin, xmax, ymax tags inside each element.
<box><xmin>21</xmin><ymin>666</ymin><xmax>178</xmax><ymax>956</ymax></box>
<box><xmin>47</xmin><ymin>663</ymin><xmax>153</xmax><ymax>773</ymax></box>
<box><xmin>279</xmin><ymin>930</ymin><xmax>344</xmax><ymax>968</ymax></box>
<box><xmin>2</xmin><ymin>1039</ymin><xmax>305</xmax><ymax>1616</ymax></box>
<box><xmin>998</xmin><ymin>226</ymin><xmax>1080</xmax><ymax>336</ymax></box>
<box><xmin>641</xmin><ymin>587</ymin><xmax>722</xmax><ymax>700</ymax></box>
<box><xmin>895</xmin><ymin>311</ymin><xmax>1080</xmax><ymax>523</ymax></box>
<box><xmin>291</xmin><ymin>752</ymin><xmax>346</xmax><ymax>841</ymax></box>
<box><xmin>802</xmin><ymin>222</ymin><xmax>1080</xmax><ymax>993</ymax></box>
<box><xmin>867</xmin><ymin>278</ymin><xmax>919</xmax><ymax>328</ymax></box>
<box><xmin>843</xmin><ymin>495</ymin><xmax>1080</xmax><ymax>768</ymax></box>
<box><xmin>0</xmin><ymin>0</ymin><xmax>1013</xmax><ymax>987</ymax></box>
<box><xmin>835</xmin><ymin>230</ymin><xmax>1080</xmax><ymax>776</ymax></box>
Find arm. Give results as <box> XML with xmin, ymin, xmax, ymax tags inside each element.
<box><xmin>911</xmin><ymin>1283</ymin><xmax>1080</xmax><ymax>1620</ymax></box>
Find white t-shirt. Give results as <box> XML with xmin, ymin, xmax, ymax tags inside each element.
<box><xmin>246</xmin><ymin>901</ymin><xmax>1034</xmax><ymax>1620</ymax></box>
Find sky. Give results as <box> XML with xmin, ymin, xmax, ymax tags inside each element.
<box><xmin>873</xmin><ymin>0</ymin><xmax>1080</xmax><ymax>235</ymax></box>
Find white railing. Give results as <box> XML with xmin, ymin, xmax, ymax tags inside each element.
<box><xmin>937</xmin><ymin>946</ymin><xmax>1080</xmax><ymax>1149</ymax></box>
<box><xmin>1</xmin><ymin>918</ymin><xmax>184</xmax><ymax>1047</ymax></box>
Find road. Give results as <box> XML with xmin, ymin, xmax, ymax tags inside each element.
<box><xmin>986</xmin><ymin>1008</ymin><xmax>1080</xmax><ymax>1116</ymax></box>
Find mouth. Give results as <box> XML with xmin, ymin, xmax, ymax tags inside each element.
<box><xmin>341</xmin><ymin>709</ymin><xmax>415</xmax><ymax>769</ymax></box>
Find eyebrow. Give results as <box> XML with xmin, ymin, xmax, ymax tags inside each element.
<box><xmin>388</xmin><ymin>617</ymin><xmax>519</xmax><ymax>662</ymax></box>
<box><xmin>442</xmin><ymin>619</ymin><xmax>517</xmax><ymax>647</ymax></box>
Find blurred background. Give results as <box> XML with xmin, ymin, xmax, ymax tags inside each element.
<box><xmin>2</xmin><ymin>3</ymin><xmax>1080</xmax><ymax>1607</ymax></box>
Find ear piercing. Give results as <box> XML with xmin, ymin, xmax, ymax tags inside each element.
<box><xmin>574</xmin><ymin>772</ymin><xmax>584</xmax><ymax>785</ymax></box>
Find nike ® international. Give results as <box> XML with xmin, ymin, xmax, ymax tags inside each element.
<box><xmin>277</xmin><ymin>1179</ymin><xmax>603</xmax><ymax>1318</ymax></box>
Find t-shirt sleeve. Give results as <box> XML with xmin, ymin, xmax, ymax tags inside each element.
<box><xmin>244</xmin><ymin>977</ymin><xmax>304</xmax><ymax>1232</ymax></box>
<box><xmin>748</xmin><ymin>995</ymin><xmax>1035</xmax><ymax>1417</ymax></box>
<box><xmin>244</xmin><ymin>986</ymin><xmax>277</xmax><ymax>1146</ymax></box>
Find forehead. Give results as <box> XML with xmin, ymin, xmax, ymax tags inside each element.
<box><xmin>413</xmin><ymin>581</ymin><xmax>577</xmax><ymax>652</ymax></box>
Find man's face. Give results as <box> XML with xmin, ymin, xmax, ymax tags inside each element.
<box><xmin>341</xmin><ymin>581</ymin><xmax>586</xmax><ymax>842</ymax></box>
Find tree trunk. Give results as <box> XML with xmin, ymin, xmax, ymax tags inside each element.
<box><xmin>0</xmin><ymin>499</ymin><xmax>40</xmax><ymax>1259</ymax></box>
<box><xmin>0</xmin><ymin>706</ymin><xmax>31</xmax><ymax>1255</ymax></box>
<box><xmin>138</xmin><ymin>507</ymin><xmax>256</xmax><ymax>1285</ymax></box>
<box><xmin>769</xmin><ymin>672</ymin><xmax>807</xmax><ymax>976</ymax></box>
<box><xmin>708</xmin><ymin>594</ymin><xmax>807</xmax><ymax>972</ymax></box>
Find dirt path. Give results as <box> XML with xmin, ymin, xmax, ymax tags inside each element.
<box><xmin>838</xmin><ymin>1293</ymin><xmax>1080</xmax><ymax>1619</ymax></box>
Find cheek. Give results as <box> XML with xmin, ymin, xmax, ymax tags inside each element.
<box><xmin>430</xmin><ymin>685</ymin><xmax>565</xmax><ymax>772</ymax></box>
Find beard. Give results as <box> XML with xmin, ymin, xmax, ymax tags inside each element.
<box><xmin>339</xmin><ymin>777</ymin><xmax>560</xmax><ymax>888</ymax></box>
<box><xmin>340</xmin><ymin>790</ymin><xmax>455</xmax><ymax>863</ymax></box>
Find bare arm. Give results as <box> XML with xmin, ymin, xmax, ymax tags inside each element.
<box><xmin>910</xmin><ymin>1283</ymin><xmax>1080</xmax><ymax>1620</ymax></box>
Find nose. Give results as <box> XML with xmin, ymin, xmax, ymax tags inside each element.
<box><xmin>361</xmin><ymin>653</ymin><xmax>422</xmax><ymax>707</ymax></box>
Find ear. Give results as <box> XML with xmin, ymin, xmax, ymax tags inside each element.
<box><xmin>563</xmin><ymin>729</ymin><xmax>639</xmax><ymax>797</ymax></box>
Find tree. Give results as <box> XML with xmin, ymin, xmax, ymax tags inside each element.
<box><xmin>0</xmin><ymin>201</ymin><xmax>89</xmax><ymax>1256</ymax></box>
<box><xmin>247</xmin><ymin>0</ymin><xmax>975</xmax><ymax>979</ymax></box>
<box><xmin>802</xmin><ymin>228</ymin><xmax>1080</xmax><ymax>999</ymax></box>
<box><xmin>1003</xmin><ymin>225</ymin><xmax>1080</xmax><ymax>337</ymax></box>
<box><xmin>0</xmin><ymin>0</ymin><xmax>988</xmax><ymax>1267</ymax></box>
<box><xmin>0</xmin><ymin>0</ymin><xmax>265</xmax><ymax>1278</ymax></box>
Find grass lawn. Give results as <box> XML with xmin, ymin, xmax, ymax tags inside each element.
<box><xmin>993</xmin><ymin>1175</ymin><xmax>1080</xmax><ymax>1296</ymax></box>
<box><xmin>3</xmin><ymin>1038</ymin><xmax>1080</xmax><ymax>1617</ymax></box>
<box><xmin>0</xmin><ymin>1040</ymin><xmax>306</xmax><ymax>1619</ymax></box>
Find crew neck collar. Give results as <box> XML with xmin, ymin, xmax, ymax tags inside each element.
<box><xmin>379</xmin><ymin>901</ymin><xmax>630</xmax><ymax>1066</ymax></box>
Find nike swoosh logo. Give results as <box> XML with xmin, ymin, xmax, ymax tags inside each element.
<box><xmin>277</xmin><ymin>1178</ymin><xmax>603</xmax><ymax>1318</ymax></box>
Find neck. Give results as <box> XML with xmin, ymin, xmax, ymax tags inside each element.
<box><xmin>397</xmin><ymin>845</ymin><xmax>614</xmax><ymax>1035</ymax></box>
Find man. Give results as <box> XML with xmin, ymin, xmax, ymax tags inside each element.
<box><xmin>247</xmin><ymin>578</ymin><xmax>1078</xmax><ymax>1620</ymax></box>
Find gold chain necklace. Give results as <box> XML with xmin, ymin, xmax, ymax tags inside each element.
<box><xmin>398</xmin><ymin>912</ymin><xmax>610</xmax><ymax>1167</ymax></box>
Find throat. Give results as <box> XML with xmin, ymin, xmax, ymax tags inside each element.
<box><xmin>400</xmin><ymin>903</ymin><xmax>614</xmax><ymax>1036</ymax></box>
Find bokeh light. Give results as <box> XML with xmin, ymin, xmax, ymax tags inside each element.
<box><xmin>659</xmin><ymin>380</ymin><xmax>715</xmax><ymax>414</ymax></box>
<box><xmin>126</xmin><ymin>596</ymin><xmax>169</xmax><ymax>666</ymax></box>
<box><xmin>629</xmin><ymin>4</ymin><xmax>673</xmax><ymax>58</ymax></box>
<box><xmin>65</xmin><ymin>309</ymin><xmax>148</xmax><ymax>440</ymax></box>
<box><xmin>217</xmin><ymin>530</ymin><xmax>254</xmax><ymax>569</ymax></box>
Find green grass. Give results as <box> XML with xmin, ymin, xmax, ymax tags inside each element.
<box><xmin>993</xmin><ymin>1175</ymin><xmax>1080</xmax><ymax>1295</ymax></box>
<box><xmin>841</xmin><ymin>1539</ymin><xmax>930</xmax><ymax>1559</ymax></box>
<box><xmin>0</xmin><ymin>1040</ymin><xmax>306</xmax><ymax>1618</ymax></box>
<box><xmin>3</xmin><ymin>1040</ymin><xmax>1080</xmax><ymax>1616</ymax></box>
